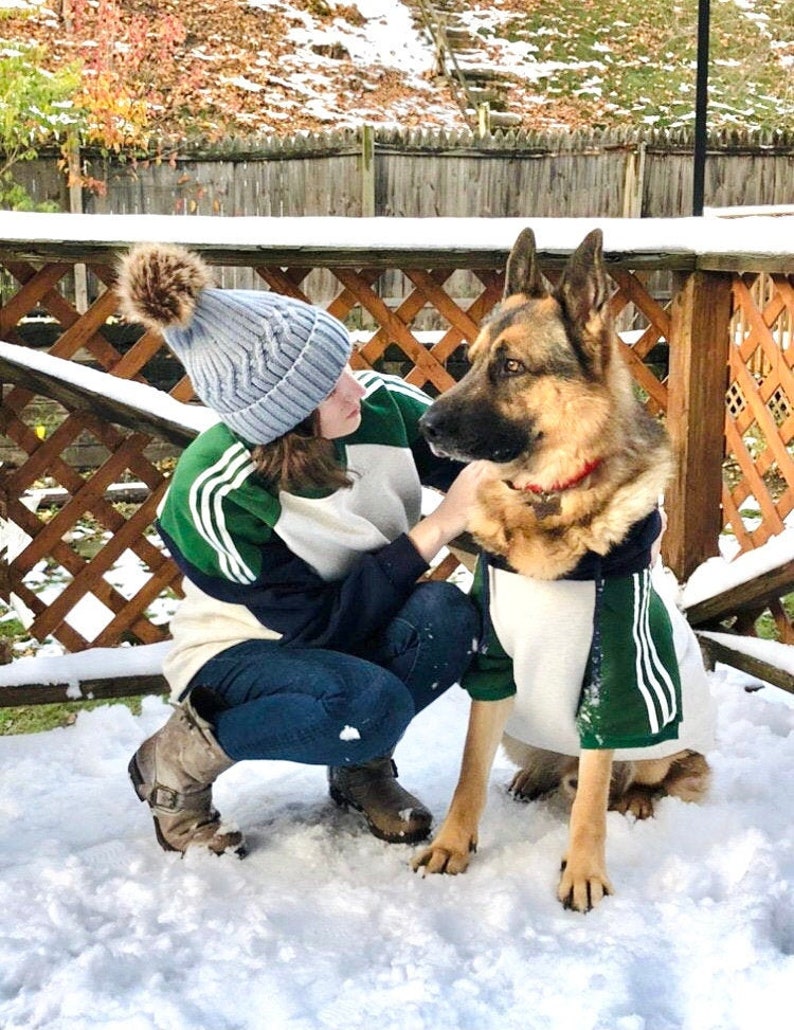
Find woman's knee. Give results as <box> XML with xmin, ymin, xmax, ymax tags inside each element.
<box><xmin>383</xmin><ymin>581</ymin><xmax>479</xmax><ymax>697</ymax></box>
<box><xmin>317</xmin><ymin>666</ymin><xmax>415</xmax><ymax>760</ymax></box>
<box><xmin>322</xmin><ymin>665</ymin><xmax>411</xmax><ymax>724</ymax></box>
<box><xmin>214</xmin><ymin>662</ymin><xmax>414</xmax><ymax>764</ymax></box>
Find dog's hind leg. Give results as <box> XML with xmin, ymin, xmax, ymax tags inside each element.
<box><xmin>562</xmin><ymin>758</ymin><xmax>638</xmax><ymax>811</ymax></box>
<box><xmin>557</xmin><ymin>748</ymin><xmax>615</xmax><ymax>912</ymax></box>
<box><xmin>412</xmin><ymin>697</ymin><xmax>514</xmax><ymax>876</ymax></box>
<box><xmin>502</xmin><ymin>736</ymin><xmax>577</xmax><ymax>802</ymax></box>
<box><xmin>612</xmin><ymin>750</ymin><xmax>711</xmax><ymax>819</ymax></box>
<box><xmin>659</xmin><ymin>750</ymin><xmax>711</xmax><ymax>802</ymax></box>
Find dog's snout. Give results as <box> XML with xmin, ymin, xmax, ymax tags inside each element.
<box><xmin>421</xmin><ymin>395</ymin><xmax>533</xmax><ymax>464</ymax></box>
<box><xmin>418</xmin><ymin>407</ymin><xmax>442</xmax><ymax>441</ymax></box>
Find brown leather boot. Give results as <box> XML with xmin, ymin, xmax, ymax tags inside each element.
<box><xmin>129</xmin><ymin>696</ymin><xmax>246</xmax><ymax>857</ymax></box>
<box><xmin>328</xmin><ymin>755</ymin><xmax>432</xmax><ymax>844</ymax></box>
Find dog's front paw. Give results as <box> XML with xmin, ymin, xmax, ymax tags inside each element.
<box><xmin>557</xmin><ymin>857</ymin><xmax>614</xmax><ymax>912</ymax></box>
<box><xmin>411</xmin><ymin>833</ymin><xmax>476</xmax><ymax>876</ymax></box>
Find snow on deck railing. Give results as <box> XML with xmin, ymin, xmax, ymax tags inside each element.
<box><xmin>0</xmin><ymin>342</ymin><xmax>218</xmax><ymax>437</ymax></box>
<box><xmin>697</xmin><ymin>631</ymin><xmax>794</xmax><ymax>678</ymax></box>
<box><xmin>2</xmin><ymin>210</ymin><xmax>794</xmax><ymax>264</ymax></box>
<box><xmin>0</xmin><ymin>643</ymin><xmax>171</xmax><ymax>698</ymax></box>
<box><xmin>682</xmin><ymin>527</ymin><xmax>794</xmax><ymax>609</ymax></box>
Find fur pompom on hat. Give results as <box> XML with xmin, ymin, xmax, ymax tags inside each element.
<box><xmin>116</xmin><ymin>242</ymin><xmax>352</xmax><ymax>445</ymax></box>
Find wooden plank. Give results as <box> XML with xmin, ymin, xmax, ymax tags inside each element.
<box><xmin>0</xmin><ymin>355</ymin><xmax>199</xmax><ymax>448</ymax></box>
<box><xmin>403</xmin><ymin>270</ymin><xmax>480</xmax><ymax>340</ymax></box>
<box><xmin>92</xmin><ymin>563</ymin><xmax>180</xmax><ymax>648</ymax></box>
<box><xmin>1</xmin><ymin>412</ymin><xmax>176</xmax><ymax>649</ymax></box>
<box><xmin>107</xmin><ymin>327</ymin><xmax>167</xmax><ymax>380</ymax></box>
<box><xmin>3</xmin><ymin>260</ymin><xmax>82</xmax><ymax>332</ymax></box>
<box><xmin>48</xmin><ymin>288</ymin><xmax>122</xmax><ymax>365</ymax></box>
<box><xmin>698</xmin><ymin>253</ymin><xmax>794</xmax><ymax>276</ymax></box>
<box><xmin>731</xmin><ymin>357</ymin><xmax>794</xmax><ymax>490</ymax></box>
<box><xmin>256</xmin><ymin>267</ymin><xmax>313</xmax><ymax>303</ymax></box>
<box><xmin>0</xmin><ymin>239</ymin><xmax>699</xmax><ymax>272</ymax></box>
<box><xmin>664</xmin><ymin>270</ymin><xmax>733</xmax><ymax>580</ymax></box>
<box><xmin>326</xmin><ymin>268</ymin><xmax>380</xmax><ymax>325</ymax></box>
<box><xmin>425</xmin><ymin>552</ymin><xmax>461</xmax><ymax>582</ymax></box>
<box><xmin>333</xmin><ymin>268</ymin><xmax>456</xmax><ymax>392</ymax></box>
<box><xmin>609</xmin><ymin>268</ymin><xmax>672</xmax><ymax>339</ymax></box>
<box><xmin>619</xmin><ymin>343</ymin><xmax>669</xmax><ymax>411</ymax></box>
<box><xmin>29</xmin><ymin>473</ymin><xmax>167</xmax><ymax>640</ymax></box>
<box><xmin>412</xmin><ymin>270</ymin><xmax>502</xmax><ymax>373</ymax></box>
<box><xmin>0</xmin><ymin>674</ymin><xmax>168</xmax><ymax>708</ymax></box>
<box><xmin>721</xmin><ymin>479</ymin><xmax>755</xmax><ymax>552</ymax></box>
<box><xmin>20</xmin><ymin>483</ymin><xmax>155</xmax><ymax>508</ymax></box>
<box><xmin>354</xmin><ymin>276</ymin><xmax>457</xmax><ymax>379</ymax></box>
<box><xmin>0</xmin><ymin>262</ymin><xmax>71</xmax><ymax>328</ymax></box>
<box><xmin>723</xmin><ymin>394</ymin><xmax>786</xmax><ymax>543</ymax></box>
<box><xmin>769</xmin><ymin>597</ymin><xmax>794</xmax><ymax>644</ymax></box>
<box><xmin>626</xmin><ymin>324</ymin><xmax>663</xmax><ymax>362</ymax></box>
<box><xmin>697</xmin><ymin>634</ymin><xmax>794</xmax><ymax>694</ymax></box>
<box><xmin>686</xmin><ymin>557</ymin><xmax>794</xmax><ymax>626</ymax></box>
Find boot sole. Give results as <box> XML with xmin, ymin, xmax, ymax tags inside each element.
<box><xmin>329</xmin><ymin>783</ymin><xmax>431</xmax><ymax>845</ymax></box>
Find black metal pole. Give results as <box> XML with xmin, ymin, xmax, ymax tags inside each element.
<box><xmin>693</xmin><ymin>0</ymin><xmax>711</xmax><ymax>215</ymax></box>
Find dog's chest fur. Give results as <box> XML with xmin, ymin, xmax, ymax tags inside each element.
<box><xmin>469</xmin><ymin>446</ymin><xmax>669</xmax><ymax>581</ymax></box>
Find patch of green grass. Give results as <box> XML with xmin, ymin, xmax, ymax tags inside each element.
<box><xmin>753</xmin><ymin>592</ymin><xmax>794</xmax><ymax>641</ymax></box>
<box><xmin>0</xmin><ymin>696</ymin><xmax>143</xmax><ymax>735</ymax></box>
<box><xmin>500</xmin><ymin>0</ymin><xmax>794</xmax><ymax>130</ymax></box>
<box><xmin>0</xmin><ymin>617</ymin><xmax>26</xmax><ymax>642</ymax></box>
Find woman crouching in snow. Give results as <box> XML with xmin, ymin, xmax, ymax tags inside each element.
<box><xmin>116</xmin><ymin>243</ymin><xmax>488</xmax><ymax>857</ymax></box>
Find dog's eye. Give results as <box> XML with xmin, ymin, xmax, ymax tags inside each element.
<box><xmin>503</xmin><ymin>358</ymin><xmax>526</xmax><ymax>376</ymax></box>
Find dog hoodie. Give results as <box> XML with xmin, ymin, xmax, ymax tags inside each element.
<box><xmin>464</xmin><ymin>510</ymin><xmax>716</xmax><ymax>760</ymax></box>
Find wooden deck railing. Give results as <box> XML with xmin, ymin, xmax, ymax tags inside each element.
<box><xmin>2</xmin><ymin>211</ymin><xmax>794</xmax><ymax>661</ymax></box>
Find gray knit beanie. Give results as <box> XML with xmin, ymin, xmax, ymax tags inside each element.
<box><xmin>116</xmin><ymin>243</ymin><xmax>352</xmax><ymax>444</ymax></box>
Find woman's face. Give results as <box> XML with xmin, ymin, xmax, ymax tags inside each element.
<box><xmin>316</xmin><ymin>366</ymin><xmax>366</xmax><ymax>439</ymax></box>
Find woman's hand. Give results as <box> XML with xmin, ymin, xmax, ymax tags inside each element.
<box><xmin>408</xmin><ymin>461</ymin><xmax>495</xmax><ymax>564</ymax></box>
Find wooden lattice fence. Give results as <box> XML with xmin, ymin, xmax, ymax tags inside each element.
<box><xmin>1</xmin><ymin>212</ymin><xmax>794</xmax><ymax>666</ymax></box>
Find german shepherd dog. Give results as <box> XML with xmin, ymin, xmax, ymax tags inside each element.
<box><xmin>412</xmin><ymin>228</ymin><xmax>710</xmax><ymax>911</ymax></box>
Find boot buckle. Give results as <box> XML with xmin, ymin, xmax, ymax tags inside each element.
<box><xmin>150</xmin><ymin>784</ymin><xmax>182</xmax><ymax>811</ymax></box>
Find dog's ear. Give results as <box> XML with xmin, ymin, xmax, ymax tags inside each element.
<box><xmin>555</xmin><ymin>229</ymin><xmax>611</xmax><ymax>329</ymax></box>
<box><xmin>503</xmin><ymin>228</ymin><xmax>550</xmax><ymax>300</ymax></box>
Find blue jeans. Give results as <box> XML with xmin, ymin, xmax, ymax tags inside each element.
<box><xmin>188</xmin><ymin>581</ymin><xmax>478</xmax><ymax>766</ymax></box>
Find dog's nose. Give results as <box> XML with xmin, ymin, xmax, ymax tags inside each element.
<box><xmin>418</xmin><ymin>408</ymin><xmax>442</xmax><ymax>441</ymax></box>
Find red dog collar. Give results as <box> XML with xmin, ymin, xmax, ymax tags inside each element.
<box><xmin>520</xmin><ymin>457</ymin><xmax>603</xmax><ymax>496</ymax></box>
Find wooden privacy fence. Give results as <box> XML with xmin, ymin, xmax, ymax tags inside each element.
<box><xmin>15</xmin><ymin>127</ymin><xmax>794</xmax><ymax>225</ymax></box>
<box><xmin>2</xmin><ymin>211</ymin><xmax>794</xmax><ymax>691</ymax></box>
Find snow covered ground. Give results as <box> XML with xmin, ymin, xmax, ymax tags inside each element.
<box><xmin>0</xmin><ymin>664</ymin><xmax>791</xmax><ymax>1029</ymax></box>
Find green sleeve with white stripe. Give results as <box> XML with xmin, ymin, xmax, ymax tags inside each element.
<box><xmin>462</xmin><ymin>558</ymin><xmax>518</xmax><ymax>702</ymax></box>
<box><xmin>158</xmin><ymin>423</ymin><xmax>280</xmax><ymax>583</ymax></box>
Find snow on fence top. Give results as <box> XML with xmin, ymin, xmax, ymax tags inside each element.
<box><xmin>0</xmin><ymin>342</ymin><xmax>217</xmax><ymax>438</ymax></box>
<box><xmin>2</xmin><ymin>210</ymin><xmax>794</xmax><ymax>268</ymax></box>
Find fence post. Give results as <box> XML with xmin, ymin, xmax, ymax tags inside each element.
<box><xmin>622</xmin><ymin>141</ymin><xmax>645</xmax><ymax>217</ymax></box>
<box><xmin>360</xmin><ymin>124</ymin><xmax>375</xmax><ymax>217</ymax></box>
<box><xmin>0</xmin><ymin>463</ymin><xmax>10</xmax><ymax>600</ymax></box>
<box><xmin>664</xmin><ymin>269</ymin><xmax>733</xmax><ymax>581</ymax></box>
<box><xmin>477</xmin><ymin>102</ymin><xmax>491</xmax><ymax>138</ymax></box>
<box><xmin>65</xmin><ymin>128</ymin><xmax>88</xmax><ymax>313</ymax></box>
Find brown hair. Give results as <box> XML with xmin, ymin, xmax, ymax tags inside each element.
<box><xmin>250</xmin><ymin>413</ymin><xmax>353</xmax><ymax>493</ymax></box>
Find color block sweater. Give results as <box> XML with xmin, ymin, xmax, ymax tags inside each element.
<box><xmin>158</xmin><ymin>371</ymin><xmax>462</xmax><ymax>701</ymax></box>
